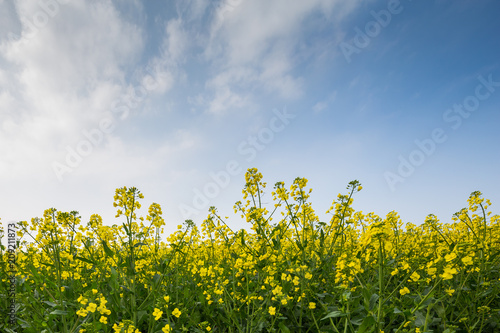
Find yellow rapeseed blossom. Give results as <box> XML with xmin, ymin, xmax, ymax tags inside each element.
<box><xmin>172</xmin><ymin>308</ymin><xmax>182</xmax><ymax>318</ymax></box>
<box><xmin>409</xmin><ymin>272</ymin><xmax>420</xmax><ymax>282</ymax></box>
<box><xmin>77</xmin><ymin>295</ymin><xmax>88</xmax><ymax>305</ymax></box>
<box><xmin>426</xmin><ymin>267</ymin><xmax>437</xmax><ymax>276</ymax></box>
<box><xmin>76</xmin><ymin>308</ymin><xmax>88</xmax><ymax>317</ymax></box>
<box><xmin>400</xmin><ymin>287</ymin><xmax>410</xmax><ymax>296</ymax></box>
<box><xmin>445</xmin><ymin>253</ymin><xmax>457</xmax><ymax>262</ymax></box>
<box><xmin>162</xmin><ymin>325</ymin><xmax>171</xmax><ymax>333</ymax></box>
<box><xmin>153</xmin><ymin>308</ymin><xmax>163</xmax><ymax>320</ymax></box>
<box><xmin>309</xmin><ymin>302</ymin><xmax>316</xmax><ymax>309</ymax></box>
<box><xmin>86</xmin><ymin>303</ymin><xmax>97</xmax><ymax>313</ymax></box>
<box><xmin>269</xmin><ymin>306</ymin><xmax>276</xmax><ymax>315</ymax></box>
<box><xmin>441</xmin><ymin>267</ymin><xmax>458</xmax><ymax>280</ymax></box>
<box><xmin>462</xmin><ymin>256</ymin><xmax>473</xmax><ymax>266</ymax></box>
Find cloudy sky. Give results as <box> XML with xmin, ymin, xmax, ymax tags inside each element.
<box><xmin>1</xmin><ymin>0</ymin><xmax>499</xmax><ymax>235</ymax></box>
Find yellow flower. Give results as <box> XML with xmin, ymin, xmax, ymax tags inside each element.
<box><xmin>153</xmin><ymin>308</ymin><xmax>163</xmax><ymax>320</ymax></box>
<box><xmin>86</xmin><ymin>303</ymin><xmax>97</xmax><ymax>313</ymax></box>
<box><xmin>477</xmin><ymin>306</ymin><xmax>490</xmax><ymax>313</ymax></box>
<box><xmin>60</xmin><ymin>287</ymin><xmax>65</xmax><ymax>292</ymax></box>
<box><xmin>269</xmin><ymin>306</ymin><xmax>276</xmax><ymax>315</ymax></box>
<box><xmin>100</xmin><ymin>316</ymin><xmax>108</xmax><ymax>324</ymax></box>
<box><xmin>445</xmin><ymin>288</ymin><xmax>455</xmax><ymax>296</ymax></box>
<box><xmin>402</xmin><ymin>262</ymin><xmax>410</xmax><ymax>271</ymax></box>
<box><xmin>441</xmin><ymin>267</ymin><xmax>457</xmax><ymax>280</ymax></box>
<box><xmin>76</xmin><ymin>308</ymin><xmax>88</xmax><ymax>317</ymax></box>
<box><xmin>162</xmin><ymin>324</ymin><xmax>171</xmax><ymax>333</ymax></box>
<box><xmin>309</xmin><ymin>302</ymin><xmax>316</xmax><ymax>309</ymax></box>
<box><xmin>399</xmin><ymin>287</ymin><xmax>410</xmax><ymax>296</ymax></box>
<box><xmin>445</xmin><ymin>253</ymin><xmax>457</xmax><ymax>262</ymax></box>
<box><xmin>305</xmin><ymin>272</ymin><xmax>313</xmax><ymax>280</ymax></box>
<box><xmin>172</xmin><ymin>308</ymin><xmax>182</xmax><ymax>318</ymax></box>
<box><xmin>426</xmin><ymin>267</ymin><xmax>437</xmax><ymax>276</ymax></box>
<box><xmin>272</xmin><ymin>285</ymin><xmax>283</xmax><ymax>296</ymax></box>
<box><xmin>92</xmin><ymin>289</ymin><xmax>98</xmax><ymax>294</ymax></box>
<box><xmin>206</xmin><ymin>327</ymin><xmax>212</xmax><ymax>331</ymax></box>
<box><xmin>98</xmin><ymin>305</ymin><xmax>111</xmax><ymax>316</ymax></box>
<box><xmin>461</xmin><ymin>256</ymin><xmax>473</xmax><ymax>266</ymax></box>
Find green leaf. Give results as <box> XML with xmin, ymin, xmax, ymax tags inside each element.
<box><xmin>50</xmin><ymin>310</ymin><xmax>68</xmax><ymax>315</ymax></box>
<box><xmin>136</xmin><ymin>310</ymin><xmax>148</xmax><ymax>323</ymax></box>
<box><xmin>350</xmin><ymin>316</ymin><xmax>364</xmax><ymax>326</ymax></box>
<box><xmin>43</xmin><ymin>301</ymin><xmax>58</xmax><ymax>307</ymax></box>
<box><xmin>240</xmin><ymin>230</ymin><xmax>246</xmax><ymax>246</ymax></box>
<box><xmin>278</xmin><ymin>322</ymin><xmax>291</xmax><ymax>333</ymax></box>
<box><xmin>358</xmin><ymin>315</ymin><xmax>376</xmax><ymax>333</ymax></box>
<box><xmin>40</xmin><ymin>261</ymin><xmax>54</xmax><ymax>268</ymax></box>
<box><xmin>369</xmin><ymin>293</ymin><xmax>379</xmax><ymax>311</ymax></box>
<box><xmin>415</xmin><ymin>310</ymin><xmax>426</xmax><ymax>327</ymax></box>
<box><xmin>272</xmin><ymin>238</ymin><xmax>279</xmax><ymax>249</ymax></box>
<box><xmin>320</xmin><ymin>229</ymin><xmax>325</xmax><ymax>246</ymax></box>
<box><xmin>321</xmin><ymin>310</ymin><xmax>346</xmax><ymax>320</ymax></box>
<box><xmin>102</xmin><ymin>241</ymin><xmax>114</xmax><ymax>257</ymax></box>
<box><xmin>153</xmin><ymin>273</ymin><xmax>161</xmax><ymax>286</ymax></box>
<box><xmin>75</xmin><ymin>256</ymin><xmax>94</xmax><ymax>265</ymax></box>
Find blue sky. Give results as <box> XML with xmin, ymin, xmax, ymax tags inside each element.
<box><xmin>1</xmin><ymin>0</ymin><xmax>499</xmax><ymax>236</ymax></box>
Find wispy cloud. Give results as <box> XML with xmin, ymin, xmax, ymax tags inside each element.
<box><xmin>1</xmin><ymin>0</ymin><xmax>144</xmax><ymax>181</ymax></box>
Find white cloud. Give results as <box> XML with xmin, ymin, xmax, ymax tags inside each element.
<box><xmin>0</xmin><ymin>0</ymin><xmax>144</xmax><ymax>182</ymax></box>
<box><xmin>313</xmin><ymin>90</ymin><xmax>337</xmax><ymax>113</ymax></box>
<box><xmin>199</xmin><ymin>0</ymin><xmax>359</xmax><ymax>114</ymax></box>
<box><xmin>141</xmin><ymin>20</ymin><xmax>186</xmax><ymax>96</ymax></box>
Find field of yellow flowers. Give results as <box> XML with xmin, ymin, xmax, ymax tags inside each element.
<box><xmin>1</xmin><ymin>168</ymin><xmax>499</xmax><ymax>333</ymax></box>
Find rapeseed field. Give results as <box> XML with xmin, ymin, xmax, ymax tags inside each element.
<box><xmin>1</xmin><ymin>168</ymin><xmax>499</xmax><ymax>332</ymax></box>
